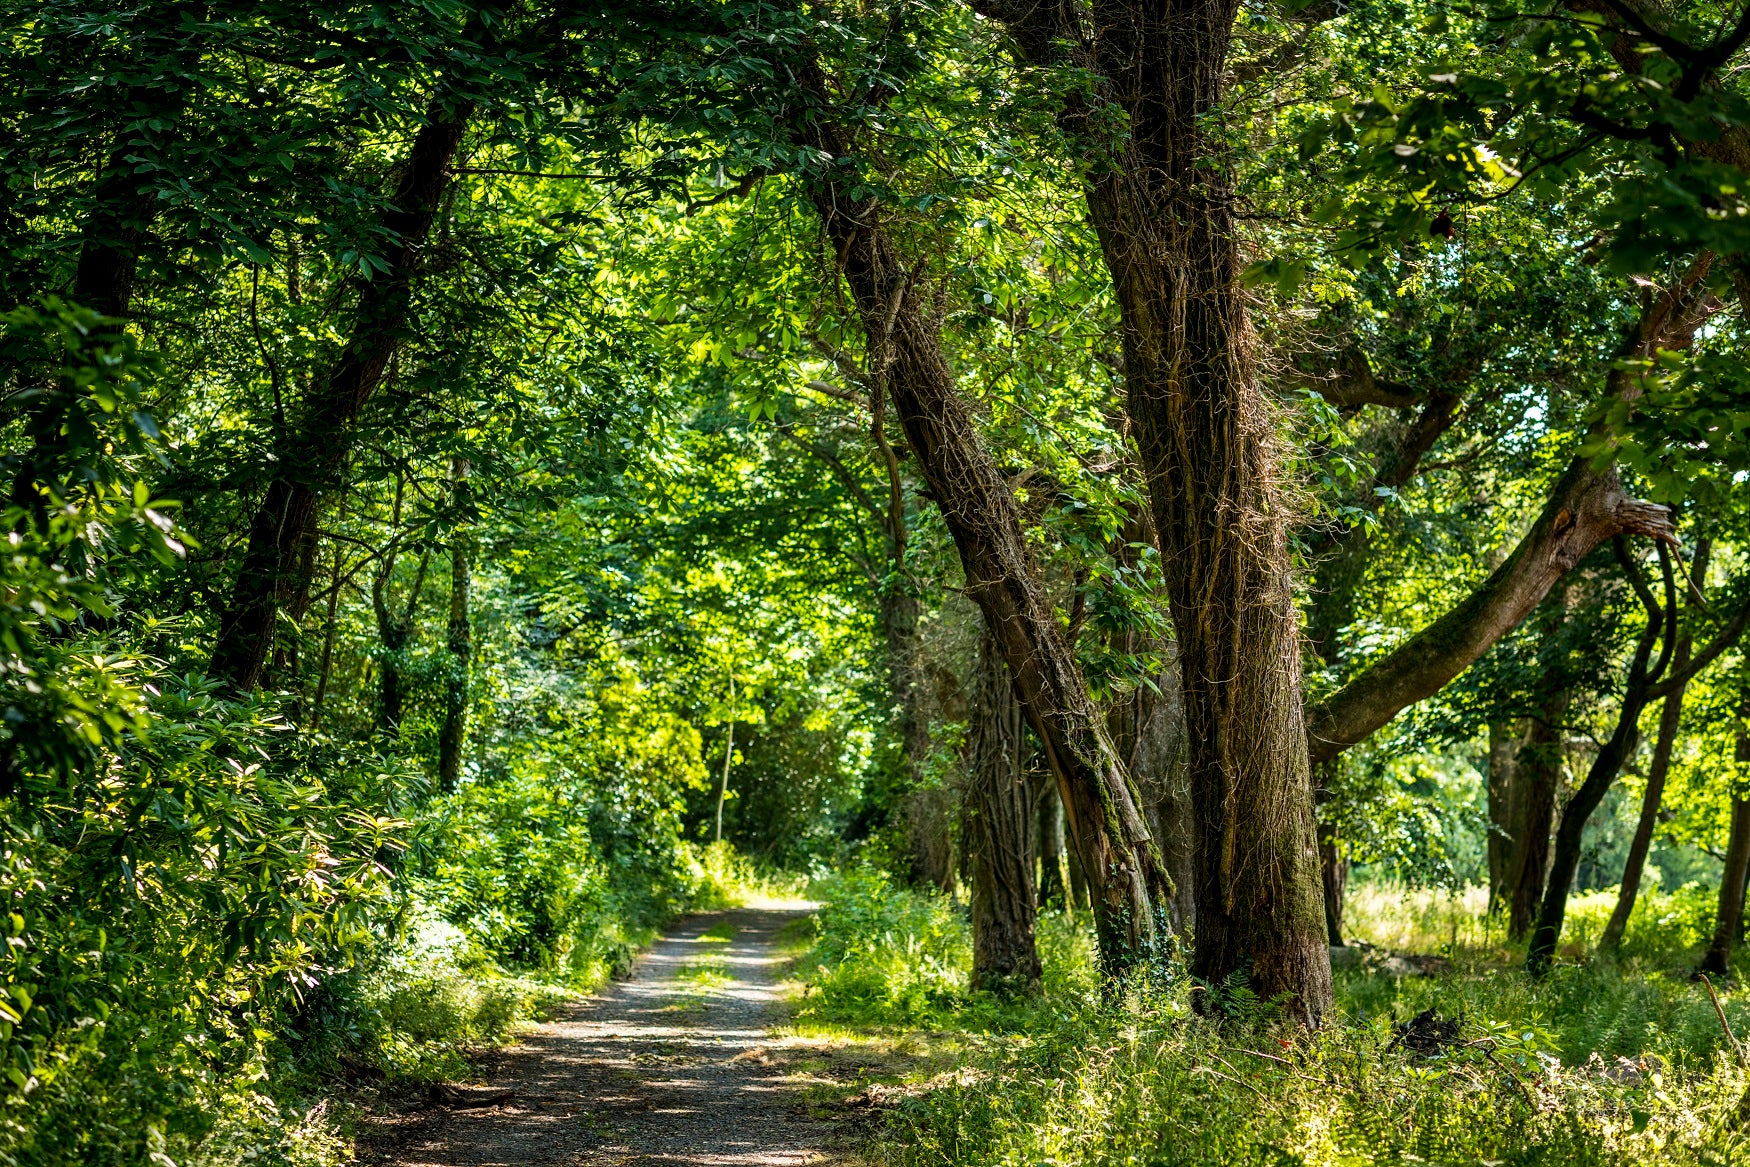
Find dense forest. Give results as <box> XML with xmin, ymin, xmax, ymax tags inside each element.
<box><xmin>4</xmin><ymin>0</ymin><xmax>1750</xmax><ymax>1163</ymax></box>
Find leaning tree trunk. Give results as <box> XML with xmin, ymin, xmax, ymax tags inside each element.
<box><xmin>1527</xmin><ymin>572</ymin><xmax>1667</xmax><ymax>973</ymax></box>
<box><xmin>1600</xmin><ymin>646</ymin><xmax>1689</xmax><ymax>950</ymax></box>
<box><xmin>209</xmin><ymin>104</ymin><xmax>471</xmax><ymax>690</ymax></box>
<box><xmin>965</xmin><ymin>622</ymin><xmax>1041</xmax><ymax>992</ymax></box>
<box><xmin>796</xmin><ymin>98</ymin><xmax>1171</xmax><ymax>976</ymax></box>
<box><xmin>1304</xmin><ymin>283</ymin><xmax>1696</xmax><ymax>766</ymax></box>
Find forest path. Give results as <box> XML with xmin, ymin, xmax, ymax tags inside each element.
<box><xmin>374</xmin><ymin>905</ymin><xmax>835</xmax><ymax>1167</ymax></box>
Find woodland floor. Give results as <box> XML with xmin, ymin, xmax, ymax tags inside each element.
<box><xmin>361</xmin><ymin>906</ymin><xmax>847</xmax><ymax>1167</ymax></box>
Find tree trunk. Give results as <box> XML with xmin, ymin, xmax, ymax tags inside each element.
<box><xmin>311</xmin><ymin>543</ymin><xmax>344</xmax><ymax>730</ymax></box>
<box><xmin>1113</xmin><ymin>653</ymin><xmax>1197</xmax><ymax>936</ymax></box>
<box><xmin>884</xmin><ymin>587</ymin><xmax>949</xmax><ymax>887</ymax></box>
<box><xmin>1527</xmin><ymin>547</ymin><xmax>1671</xmax><ymax>973</ymax></box>
<box><xmin>1319</xmin><ymin>821</ymin><xmax>1347</xmax><ymax>947</ymax></box>
<box><xmin>372</xmin><ymin>544</ymin><xmax>431</xmax><ymax>737</ymax></box>
<box><xmin>975</xmin><ymin>0</ymin><xmax>1331</xmax><ymax>1023</ymax></box>
<box><xmin>716</xmin><ymin>675</ymin><xmax>734</xmax><ymax>844</ymax></box>
<box><xmin>1507</xmin><ymin>710</ymin><xmax>1566</xmax><ymax>940</ymax></box>
<box><xmin>1603</xmin><ymin>537</ymin><xmax>1711</xmax><ymax>949</ymax></box>
<box><xmin>1699</xmin><ymin>779</ymin><xmax>1750</xmax><ymax>978</ymax></box>
<box><xmin>1487</xmin><ymin>720</ymin><xmax>1520</xmax><ymax>913</ymax></box>
<box><xmin>437</xmin><ymin>461</ymin><xmax>472</xmax><ymax>794</ymax></box>
<box><xmin>1036</xmin><ymin>778</ymin><xmax>1067</xmax><ymax>910</ymax></box>
<box><xmin>966</xmin><ymin>623</ymin><xmax>1041</xmax><ymax>992</ymax></box>
<box><xmin>208</xmin><ymin>105</ymin><xmax>471</xmax><ymax>691</ymax></box>
<box><xmin>1600</xmin><ymin>648</ymin><xmax>1689</xmax><ymax>950</ymax></box>
<box><xmin>798</xmin><ymin>136</ymin><xmax>1171</xmax><ymax>978</ymax></box>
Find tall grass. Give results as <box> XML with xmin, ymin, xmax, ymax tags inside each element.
<box><xmin>803</xmin><ymin>874</ymin><xmax>1750</xmax><ymax>1167</ymax></box>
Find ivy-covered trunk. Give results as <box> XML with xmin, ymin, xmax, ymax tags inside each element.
<box><xmin>975</xmin><ymin>0</ymin><xmax>1329</xmax><ymax>1018</ymax></box>
<box><xmin>796</xmin><ymin>144</ymin><xmax>1172</xmax><ymax>973</ymax></box>
<box><xmin>1094</xmin><ymin>11</ymin><xmax>1327</xmax><ymax>1020</ymax></box>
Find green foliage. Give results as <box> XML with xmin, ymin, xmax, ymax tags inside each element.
<box><xmin>806</xmin><ymin>877</ymin><xmax>1750</xmax><ymax>1167</ymax></box>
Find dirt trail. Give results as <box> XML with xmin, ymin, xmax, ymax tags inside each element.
<box><xmin>372</xmin><ymin>906</ymin><xmax>834</xmax><ymax>1167</ymax></box>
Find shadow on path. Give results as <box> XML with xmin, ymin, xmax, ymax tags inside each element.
<box><xmin>372</xmin><ymin>906</ymin><xmax>831</xmax><ymax>1167</ymax></box>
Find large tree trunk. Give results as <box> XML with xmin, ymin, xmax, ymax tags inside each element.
<box><xmin>209</xmin><ymin>106</ymin><xmax>471</xmax><ymax>690</ymax></box>
<box><xmin>975</xmin><ymin>0</ymin><xmax>1329</xmax><ymax>1018</ymax></box>
<box><xmin>1077</xmin><ymin>9</ymin><xmax>1330</xmax><ymax>1020</ymax></box>
<box><xmin>966</xmin><ymin>622</ymin><xmax>1041</xmax><ymax>992</ymax></box>
<box><xmin>1600</xmin><ymin>645</ymin><xmax>1689</xmax><ymax>951</ymax></box>
<box><xmin>438</xmin><ymin>460</ymin><xmax>472</xmax><ymax>794</ymax></box>
<box><xmin>795</xmin><ymin>87</ymin><xmax>1171</xmax><ymax>974</ymax></box>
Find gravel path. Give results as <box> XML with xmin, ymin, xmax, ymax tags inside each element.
<box><xmin>376</xmin><ymin>906</ymin><xmax>833</xmax><ymax>1167</ymax></box>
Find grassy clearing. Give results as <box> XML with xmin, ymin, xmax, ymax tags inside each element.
<box><xmin>790</xmin><ymin>867</ymin><xmax>1750</xmax><ymax>1167</ymax></box>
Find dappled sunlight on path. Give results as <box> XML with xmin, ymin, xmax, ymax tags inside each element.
<box><xmin>373</xmin><ymin>906</ymin><xmax>834</xmax><ymax>1167</ymax></box>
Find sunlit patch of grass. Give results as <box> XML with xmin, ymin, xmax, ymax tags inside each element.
<box><xmin>756</xmin><ymin>1027</ymin><xmax>951</xmax><ymax>1115</ymax></box>
<box><xmin>674</xmin><ymin>952</ymin><xmax>732</xmax><ymax>991</ymax></box>
<box><xmin>699</xmin><ymin>919</ymin><xmax>738</xmax><ymax>944</ymax></box>
<box><xmin>801</xmin><ymin>869</ymin><xmax>1750</xmax><ymax>1167</ymax></box>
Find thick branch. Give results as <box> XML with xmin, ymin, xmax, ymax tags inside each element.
<box><xmin>1307</xmin><ymin>457</ymin><xmax>1673</xmax><ymax>762</ymax></box>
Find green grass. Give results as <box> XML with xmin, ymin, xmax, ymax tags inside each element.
<box><xmin>798</xmin><ymin>868</ymin><xmax>1750</xmax><ymax>1167</ymax></box>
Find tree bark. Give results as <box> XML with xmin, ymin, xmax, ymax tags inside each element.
<box><xmin>975</xmin><ymin>0</ymin><xmax>1331</xmax><ymax>1020</ymax></box>
<box><xmin>1507</xmin><ymin>708</ymin><xmax>1566</xmax><ymax>940</ymax></box>
<box><xmin>797</xmin><ymin>118</ymin><xmax>1171</xmax><ymax>977</ymax></box>
<box><xmin>1124</xmin><ymin>662</ymin><xmax>1197</xmax><ymax>935</ymax></box>
<box><xmin>208</xmin><ymin>105</ymin><xmax>471</xmax><ymax>691</ymax></box>
<box><xmin>1037</xmin><ymin>777</ymin><xmax>1068</xmax><ymax>910</ymax></box>
<box><xmin>966</xmin><ymin>622</ymin><xmax>1042</xmax><ymax>992</ymax></box>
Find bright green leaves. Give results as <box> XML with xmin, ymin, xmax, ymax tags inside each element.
<box><xmin>1305</xmin><ymin>0</ymin><xmax>1750</xmax><ymax>270</ymax></box>
<box><xmin>1585</xmin><ymin>346</ymin><xmax>1750</xmax><ymax>507</ymax></box>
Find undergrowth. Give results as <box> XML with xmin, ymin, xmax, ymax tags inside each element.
<box><xmin>800</xmin><ymin>867</ymin><xmax>1750</xmax><ymax>1166</ymax></box>
<box><xmin>162</xmin><ymin>840</ymin><xmax>775</xmax><ymax>1167</ymax></box>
